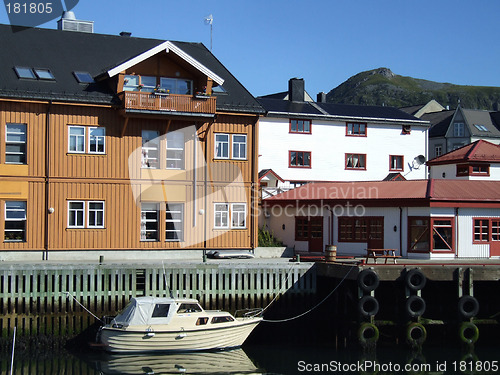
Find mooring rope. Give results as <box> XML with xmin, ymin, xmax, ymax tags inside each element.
<box><xmin>262</xmin><ymin>265</ymin><xmax>356</xmax><ymax>323</ymax></box>
<box><xmin>260</xmin><ymin>262</ymin><xmax>299</xmax><ymax>314</ymax></box>
<box><xmin>64</xmin><ymin>291</ymin><xmax>104</xmax><ymax>323</ymax></box>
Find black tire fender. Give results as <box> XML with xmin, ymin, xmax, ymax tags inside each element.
<box><xmin>357</xmin><ymin>269</ymin><xmax>380</xmax><ymax>292</ymax></box>
<box><xmin>358</xmin><ymin>295</ymin><xmax>379</xmax><ymax>317</ymax></box>
<box><xmin>406</xmin><ymin>295</ymin><xmax>426</xmax><ymax>318</ymax></box>
<box><xmin>458</xmin><ymin>295</ymin><xmax>479</xmax><ymax>319</ymax></box>
<box><xmin>405</xmin><ymin>268</ymin><xmax>426</xmax><ymax>291</ymax></box>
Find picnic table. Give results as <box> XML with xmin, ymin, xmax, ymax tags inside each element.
<box><xmin>365</xmin><ymin>248</ymin><xmax>400</xmax><ymax>264</ymax></box>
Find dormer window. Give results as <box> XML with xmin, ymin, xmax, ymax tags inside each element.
<box><xmin>33</xmin><ymin>68</ymin><xmax>55</xmax><ymax>80</ymax></box>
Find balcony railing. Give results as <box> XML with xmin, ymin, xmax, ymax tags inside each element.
<box><xmin>120</xmin><ymin>91</ymin><xmax>216</xmax><ymax>114</ymax></box>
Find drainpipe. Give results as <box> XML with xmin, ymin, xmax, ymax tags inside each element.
<box><xmin>399</xmin><ymin>207</ymin><xmax>403</xmax><ymax>257</ymax></box>
<box><xmin>43</xmin><ymin>101</ymin><xmax>52</xmax><ymax>260</ymax></box>
<box><xmin>455</xmin><ymin>207</ymin><xmax>459</xmax><ymax>258</ymax></box>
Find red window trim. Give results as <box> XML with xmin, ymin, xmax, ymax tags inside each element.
<box><xmin>289</xmin><ymin>150</ymin><xmax>312</xmax><ymax>168</ymax></box>
<box><xmin>408</xmin><ymin>216</ymin><xmax>430</xmax><ymax>253</ymax></box>
<box><xmin>289</xmin><ymin>119</ymin><xmax>312</xmax><ymax>134</ymax></box>
<box><xmin>473</xmin><ymin>217</ymin><xmax>491</xmax><ymax>244</ymax></box>
<box><xmin>402</xmin><ymin>125</ymin><xmax>412</xmax><ymax>134</ymax></box>
<box><xmin>295</xmin><ymin>216</ymin><xmax>309</xmax><ymax>241</ymax></box>
<box><xmin>389</xmin><ymin>155</ymin><xmax>404</xmax><ymax>172</ymax></box>
<box><xmin>338</xmin><ymin>216</ymin><xmax>383</xmax><ymax>243</ymax></box>
<box><xmin>345</xmin><ymin>153</ymin><xmax>367</xmax><ymax>170</ymax></box>
<box><xmin>456</xmin><ymin>163</ymin><xmax>490</xmax><ymax>177</ymax></box>
<box><xmin>345</xmin><ymin>122</ymin><xmax>367</xmax><ymax>137</ymax></box>
<box><xmin>431</xmin><ymin>217</ymin><xmax>455</xmax><ymax>253</ymax></box>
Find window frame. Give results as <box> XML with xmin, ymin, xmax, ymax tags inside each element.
<box><xmin>232</xmin><ymin>134</ymin><xmax>247</xmax><ymax>160</ymax></box>
<box><xmin>454</xmin><ymin>122</ymin><xmax>465</xmax><ymax>137</ymax></box>
<box><xmin>338</xmin><ymin>216</ymin><xmax>383</xmax><ymax>243</ymax></box>
<box><xmin>68</xmin><ymin>126</ymin><xmax>86</xmax><ymax>154</ymax></box>
<box><xmin>140</xmin><ymin>202</ymin><xmax>159</xmax><ymax>242</ymax></box>
<box><xmin>456</xmin><ymin>163</ymin><xmax>490</xmax><ymax>177</ymax></box>
<box><xmin>345</xmin><ymin>153</ymin><xmax>367</xmax><ymax>170</ymax></box>
<box><xmin>231</xmin><ymin>203</ymin><xmax>247</xmax><ymax>229</ymax></box>
<box><xmin>67</xmin><ymin>201</ymin><xmax>86</xmax><ymax>229</ymax></box>
<box><xmin>290</xmin><ymin>119</ymin><xmax>312</xmax><ymax>134</ymax></box>
<box><xmin>214</xmin><ymin>203</ymin><xmax>230</xmax><ymax>229</ymax></box>
<box><xmin>166</xmin><ymin>131</ymin><xmax>185</xmax><ymax>170</ymax></box>
<box><xmin>389</xmin><ymin>155</ymin><xmax>404</xmax><ymax>172</ymax></box>
<box><xmin>214</xmin><ymin>133</ymin><xmax>230</xmax><ymax>159</ymax></box>
<box><xmin>88</xmin><ymin>127</ymin><xmax>106</xmax><ymax>154</ymax></box>
<box><xmin>5</xmin><ymin>123</ymin><xmax>27</xmax><ymax>164</ymax></box>
<box><xmin>33</xmin><ymin>68</ymin><xmax>55</xmax><ymax>81</ymax></box>
<box><xmin>165</xmin><ymin>203</ymin><xmax>184</xmax><ymax>242</ymax></box>
<box><xmin>473</xmin><ymin>218</ymin><xmax>490</xmax><ymax>244</ymax></box>
<box><xmin>141</xmin><ymin>130</ymin><xmax>160</xmax><ymax>169</ymax></box>
<box><xmin>4</xmin><ymin>201</ymin><xmax>27</xmax><ymax>242</ymax></box>
<box><xmin>289</xmin><ymin>150</ymin><xmax>311</xmax><ymax>168</ymax></box>
<box><xmin>346</xmin><ymin>122</ymin><xmax>367</xmax><ymax>137</ymax></box>
<box><xmin>408</xmin><ymin>217</ymin><xmax>430</xmax><ymax>253</ymax></box>
<box><xmin>87</xmin><ymin>201</ymin><xmax>105</xmax><ymax>229</ymax></box>
<box><xmin>431</xmin><ymin>217</ymin><xmax>455</xmax><ymax>253</ymax></box>
<box><xmin>402</xmin><ymin>125</ymin><xmax>411</xmax><ymax>135</ymax></box>
<box><xmin>14</xmin><ymin>66</ymin><xmax>36</xmax><ymax>79</ymax></box>
<box><xmin>435</xmin><ymin>145</ymin><xmax>443</xmax><ymax>157</ymax></box>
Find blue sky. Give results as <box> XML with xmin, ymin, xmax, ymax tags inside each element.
<box><xmin>2</xmin><ymin>0</ymin><xmax>500</xmax><ymax>98</ymax></box>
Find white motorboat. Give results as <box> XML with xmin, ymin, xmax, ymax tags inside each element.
<box><xmin>98</xmin><ymin>296</ymin><xmax>263</xmax><ymax>353</ymax></box>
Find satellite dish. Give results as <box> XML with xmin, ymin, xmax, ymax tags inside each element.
<box><xmin>410</xmin><ymin>155</ymin><xmax>426</xmax><ymax>170</ymax></box>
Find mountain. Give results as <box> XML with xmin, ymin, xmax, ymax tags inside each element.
<box><xmin>326</xmin><ymin>68</ymin><xmax>500</xmax><ymax>111</ymax></box>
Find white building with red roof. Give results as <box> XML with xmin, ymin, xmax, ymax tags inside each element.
<box><xmin>427</xmin><ymin>140</ymin><xmax>500</xmax><ymax>180</ymax></box>
<box><xmin>263</xmin><ymin>179</ymin><xmax>500</xmax><ymax>259</ymax></box>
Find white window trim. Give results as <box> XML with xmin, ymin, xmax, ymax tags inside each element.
<box><xmin>166</xmin><ymin>131</ymin><xmax>185</xmax><ymax>170</ymax></box>
<box><xmin>5</xmin><ymin>123</ymin><xmax>27</xmax><ymax>165</ymax></box>
<box><xmin>88</xmin><ymin>127</ymin><xmax>106</xmax><ymax>154</ymax></box>
<box><xmin>4</xmin><ymin>201</ymin><xmax>26</xmax><ymax>242</ymax></box>
<box><xmin>165</xmin><ymin>203</ymin><xmax>184</xmax><ymax>242</ymax></box>
<box><xmin>87</xmin><ymin>201</ymin><xmax>105</xmax><ymax>228</ymax></box>
<box><xmin>68</xmin><ymin>126</ymin><xmax>86</xmax><ymax>154</ymax></box>
<box><xmin>214</xmin><ymin>203</ymin><xmax>229</xmax><ymax>229</ymax></box>
<box><xmin>67</xmin><ymin>200</ymin><xmax>86</xmax><ymax>228</ymax></box>
<box><xmin>214</xmin><ymin>133</ymin><xmax>230</xmax><ymax>159</ymax></box>
<box><xmin>231</xmin><ymin>203</ymin><xmax>247</xmax><ymax>229</ymax></box>
<box><xmin>232</xmin><ymin>134</ymin><xmax>247</xmax><ymax>160</ymax></box>
<box><xmin>140</xmin><ymin>202</ymin><xmax>159</xmax><ymax>241</ymax></box>
<box><xmin>142</xmin><ymin>130</ymin><xmax>160</xmax><ymax>169</ymax></box>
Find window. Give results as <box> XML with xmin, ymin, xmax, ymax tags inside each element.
<box><xmin>165</xmin><ymin>203</ymin><xmax>183</xmax><ymax>241</ymax></box>
<box><xmin>474</xmin><ymin>124</ymin><xmax>489</xmax><ymax>132</ymax></box>
<box><xmin>214</xmin><ymin>203</ymin><xmax>229</xmax><ymax>229</ymax></box>
<box><xmin>73</xmin><ymin>71</ymin><xmax>94</xmax><ymax>84</ymax></box>
<box><xmin>68</xmin><ymin>126</ymin><xmax>85</xmax><ymax>153</ymax></box>
<box><xmin>231</xmin><ymin>203</ymin><xmax>246</xmax><ymax>228</ymax></box>
<box><xmin>474</xmin><ymin>219</ymin><xmax>489</xmax><ymax>243</ymax></box>
<box><xmin>89</xmin><ymin>127</ymin><xmax>105</xmax><ymax>154</ymax></box>
<box><xmin>141</xmin><ymin>203</ymin><xmax>159</xmax><ymax>241</ymax></box>
<box><xmin>408</xmin><ymin>218</ymin><xmax>430</xmax><ymax>252</ymax></box>
<box><xmin>232</xmin><ymin>134</ymin><xmax>247</xmax><ymax>160</ymax></box>
<box><xmin>123</xmin><ymin>75</ymin><xmax>139</xmax><ymax>91</ymax></box>
<box><xmin>211</xmin><ymin>316</ymin><xmax>234</xmax><ymax>323</ymax></box>
<box><xmin>14</xmin><ymin>66</ymin><xmax>36</xmax><ymax>79</ymax></box>
<box><xmin>87</xmin><ymin>201</ymin><xmax>105</xmax><ymax>228</ymax></box>
<box><xmin>295</xmin><ymin>217</ymin><xmax>309</xmax><ymax>241</ymax></box>
<box><xmin>456</xmin><ymin>164</ymin><xmax>490</xmax><ymax>177</ymax></box>
<box><xmin>160</xmin><ymin>77</ymin><xmax>193</xmax><ymax>95</ymax></box>
<box><xmin>389</xmin><ymin>155</ymin><xmax>404</xmax><ymax>171</ymax></box>
<box><xmin>346</xmin><ymin>122</ymin><xmax>366</xmax><ymax>136</ymax></box>
<box><xmin>4</xmin><ymin>201</ymin><xmax>26</xmax><ymax>242</ymax></box>
<box><xmin>289</xmin><ymin>151</ymin><xmax>311</xmax><ymax>168</ymax></box>
<box><xmin>402</xmin><ymin>125</ymin><xmax>411</xmax><ymax>134</ymax></box>
<box><xmin>290</xmin><ymin>119</ymin><xmax>311</xmax><ymax>134</ymax></box>
<box><xmin>345</xmin><ymin>153</ymin><xmax>366</xmax><ymax>170</ymax></box>
<box><xmin>435</xmin><ymin>145</ymin><xmax>443</xmax><ymax>157</ymax></box>
<box><xmin>152</xmin><ymin>304</ymin><xmax>170</xmax><ymax>318</ymax></box>
<box><xmin>454</xmin><ymin>122</ymin><xmax>465</xmax><ymax>137</ymax></box>
<box><xmin>492</xmin><ymin>220</ymin><xmax>500</xmax><ymax>242</ymax></box>
<box><xmin>177</xmin><ymin>303</ymin><xmax>202</xmax><ymax>313</ymax></box>
<box><xmin>68</xmin><ymin>201</ymin><xmax>85</xmax><ymax>228</ymax></box>
<box><xmin>5</xmin><ymin>123</ymin><xmax>27</xmax><ymax>164</ymax></box>
<box><xmin>140</xmin><ymin>76</ymin><xmax>156</xmax><ymax>93</ymax></box>
<box><xmin>215</xmin><ymin>134</ymin><xmax>229</xmax><ymax>159</ymax></box>
<box><xmin>142</xmin><ymin>130</ymin><xmax>160</xmax><ymax>169</ymax></box>
<box><xmin>166</xmin><ymin>131</ymin><xmax>184</xmax><ymax>169</ymax></box>
<box><xmin>68</xmin><ymin>200</ymin><xmax>105</xmax><ymax>229</ymax></box>
<box><xmin>33</xmin><ymin>68</ymin><xmax>55</xmax><ymax>80</ymax></box>
<box><xmin>432</xmin><ymin>218</ymin><xmax>454</xmax><ymax>252</ymax></box>
<box><xmin>338</xmin><ymin>217</ymin><xmax>383</xmax><ymax>242</ymax></box>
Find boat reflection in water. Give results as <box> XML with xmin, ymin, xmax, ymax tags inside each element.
<box><xmin>92</xmin><ymin>348</ymin><xmax>261</xmax><ymax>374</ymax></box>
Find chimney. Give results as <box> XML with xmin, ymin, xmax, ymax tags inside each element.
<box><xmin>288</xmin><ymin>78</ymin><xmax>305</xmax><ymax>102</ymax></box>
<box><xmin>120</xmin><ymin>31</ymin><xmax>132</xmax><ymax>37</ymax></box>
<box><xmin>57</xmin><ymin>11</ymin><xmax>94</xmax><ymax>33</ymax></box>
<box><xmin>317</xmin><ymin>92</ymin><xmax>327</xmax><ymax>103</ymax></box>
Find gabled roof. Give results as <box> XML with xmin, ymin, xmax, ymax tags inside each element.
<box><xmin>427</xmin><ymin>140</ymin><xmax>500</xmax><ymax>165</ymax></box>
<box><xmin>423</xmin><ymin>110</ymin><xmax>455</xmax><ymax>137</ymax></box>
<box><xmin>258</xmin><ymin>98</ymin><xmax>429</xmax><ymax>125</ymax></box>
<box><xmin>263</xmin><ymin>179</ymin><xmax>500</xmax><ymax>205</ymax></box>
<box><xmin>462</xmin><ymin>108</ymin><xmax>500</xmax><ymax>138</ymax></box>
<box><xmin>258</xmin><ymin>91</ymin><xmax>315</xmax><ymax>102</ymax></box>
<box><xmin>258</xmin><ymin>169</ymin><xmax>284</xmax><ymax>182</ymax></box>
<box><xmin>0</xmin><ymin>24</ymin><xmax>263</xmax><ymax>114</ymax></box>
<box><xmin>399</xmin><ymin>100</ymin><xmax>445</xmax><ymax>118</ymax></box>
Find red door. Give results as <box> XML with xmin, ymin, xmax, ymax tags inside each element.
<box><xmin>491</xmin><ymin>220</ymin><xmax>500</xmax><ymax>257</ymax></box>
<box><xmin>308</xmin><ymin>217</ymin><xmax>323</xmax><ymax>252</ymax></box>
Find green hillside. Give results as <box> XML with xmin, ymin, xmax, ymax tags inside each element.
<box><xmin>326</xmin><ymin>68</ymin><xmax>500</xmax><ymax>110</ymax></box>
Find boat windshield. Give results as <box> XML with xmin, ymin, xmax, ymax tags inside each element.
<box><xmin>152</xmin><ymin>303</ymin><xmax>170</xmax><ymax>318</ymax></box>
<box><xmin>177</xmin><ymin>303</ymin><xmax>202</xmax><ymax>313</ymax></box>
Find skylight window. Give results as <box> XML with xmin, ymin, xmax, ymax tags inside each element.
<box><xmin>33</xmin><ymin>68</ymin><xmax>55</xmax><ymax>80</ymax></box>
<box><xmin>474</xmin><ymin>124</ymin><xmax>489</xmax><ymax>132</ymax></box>
<box><xmin>14</xmin><ymin>66</ymin><xmax>36</xmax><ymax>79</ymax></box>
<box><xmin>73</xmin><ymin>71</ymin><xmax>94</xmax><ymax>84</ymax></box>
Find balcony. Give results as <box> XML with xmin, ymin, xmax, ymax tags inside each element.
<box><xmin>119</xmin><ymin>91</ymin><xmax>216</xmax><ymax>116</ymax></box>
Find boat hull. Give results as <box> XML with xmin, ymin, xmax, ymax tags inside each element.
<box><xmin>100</xmin><ymin>318</ymin><xmax>261</xmax><ymax>353</ymax></box>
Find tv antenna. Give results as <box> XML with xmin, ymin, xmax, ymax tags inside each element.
<box><xmin>204</xmin><ymin>14</ymin><xmax>213</xmax><ymax>51</ymax></box>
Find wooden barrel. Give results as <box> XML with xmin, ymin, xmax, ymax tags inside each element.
<box><xmin>325</xmin><ymin>245</ymin><xmax>337</xmax><ymax>262</ymax></box>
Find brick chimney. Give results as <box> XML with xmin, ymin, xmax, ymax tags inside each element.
<box><xmin>288</xmin><ymin>78</ymin><xmax>305</xmax><ymax>102</ymax></box>
<box><xmin>317</xmin><ymin>92</ymin><xmax>327</xmax><ymax>103</ymax></box>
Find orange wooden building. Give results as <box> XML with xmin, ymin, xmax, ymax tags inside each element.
<box><xmin>0</xmin><ymin>25</ymin><xmax>264</xmax><ymax>260</ymax></box>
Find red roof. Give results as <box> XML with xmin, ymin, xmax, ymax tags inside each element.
<box><xmin>427</xmin><ymin>140</ymin><xmax>500</xmax><ymax>166</ymax></box>
<box><xmin>264</xmin><ymin>179</ymin><xmax>500</xmax><ymax>205</ymax></box>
